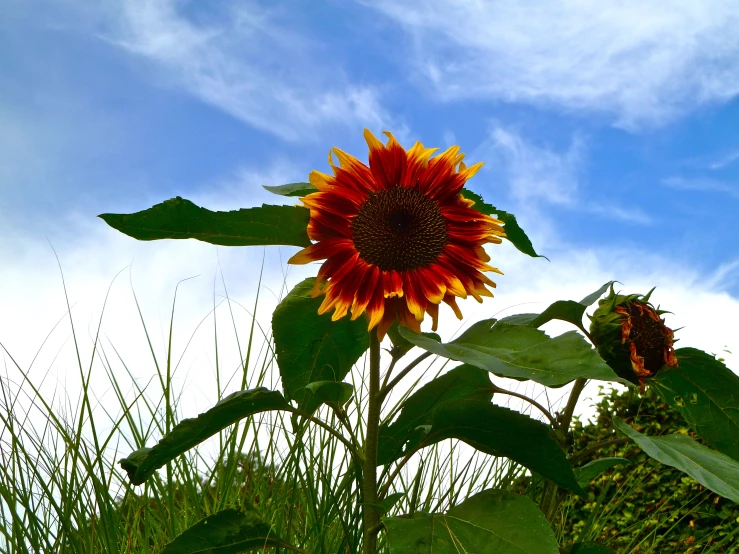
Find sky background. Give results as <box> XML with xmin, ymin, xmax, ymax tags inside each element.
<box><xmin>2</xmin><ymin>0</ymin><xmax>739</xmax><ymax>439</ymax></box>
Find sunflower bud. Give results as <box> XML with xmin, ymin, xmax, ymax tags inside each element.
<box><xmin>589</xmin><ymin>285</ymin><xmax>678</xmax><ymax>391</ymax></box>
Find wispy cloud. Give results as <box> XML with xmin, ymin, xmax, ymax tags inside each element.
<box><xmin>584</xmin><ymin>203</ymin><xmax>652</xmax><ymax>225</ymax></box>
<box><xmin>707</xmin><ymin>150</ymin><xmax>739</xmax><ymax>170</ymax></box>
<box><xmin>475</xmin><ymin>125</ymin><xmax>651</xmax><ymax>227</ymax></box>
<box><xmin>105</xmin><ymin>0</ymin><xmax>394</xmax><ymax>141</ymax></box>
<box><xmin>662</xmin><ymin>176</ymin><xmax>739</xmax><ymax>199</ymax></box>
<box><xmin>477</xmin><ymin>126</ymin><xmax>583</xmax><ymax>205</ymax></box>
<box><xmin>362</xmin><ymin>0</ymin><xmax>739</xmax><ymax>130</ymax></box>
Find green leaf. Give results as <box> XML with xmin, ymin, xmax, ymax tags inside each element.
<box><xmin>579</xmin><ymin>282</ymin><xmax>617</xmax><ymax>308</ymax></box>
<box><xmin>416</xmin><ymin>399</ymin><xmax>584</xmax><ymax>495</ymax></box>
<box><xmin>263</xmin><ymin>182</ymin><xmax>317</xmax><ymax>197</ymax></box>
<box><xmin>651</xmin><ymin>347</ymin><xmax>739</xmax><ymax>462</ymax></box>
<box><xmin>272</xmin><ymin>278</ymin><xmax>369</xmax><ymax>415</ymax></box>
<box><xmin>399</xmin><ymin>319</ymin><xmax>628</xmax><ymax>387</ymax></box>
<box><xmin>304</xmin><ymin>381</ymin><xmax>353</xmax><ymax>406</ymax></box>
<box><xmin>384</xmin><ymin>489</ymin><xmax>559</xmax><ymax>554</ymax></box>
<box><xmin>428</xmin><ymin>399</ymin><xmax>584</xmax><ymax>495</ymax></box>
<box><xmin>614</xmin><ymin>417</ymin><xmax>739</xmax><ymax>503</ymax></box>
<box><xmin>460</xmin><ymin>188</ymin><xmax>544</xmax><ymax>259</ymax></box>
<box><xmin>99</xmin><ymin>197</ymin><xmax>311</xmax><ymax>247</ymax></box>
<box><xmin>529</xmin><ymin>282</ymin><xmax>615</xmax><ymax>330</ymax></box>
<box><xmin>160</xmin><ymin>507</ymin><xmax>296</xmax><ymax>553</ymax></box>
<box><xmin>574</xmin><ymin>457</ymin><xmax>631</xmax><ymax>487</ymax></box>
<box><xmin>119</xmin><ymin>388</ymin><xmax>290</xmax><ymax>485</ymax></box>
<box><xmin>378</xmin><ymin>364</ymin><xmax>494</xmax><ymax>465</ymax></box>
<box><xmin>564</xmin><ymin>542</ymin><xmax>616</xmax><ymax>554</ymax></box>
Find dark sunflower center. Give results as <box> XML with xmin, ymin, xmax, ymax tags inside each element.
<box><xmin>625</xmin><ymin>303</ymin><xmax>666</xmax><ymax>372</ymax></box>
<box><xmin>351</xmin><ymin>186</ymin><xmax>448</xmax><ymax>272</ymax></box>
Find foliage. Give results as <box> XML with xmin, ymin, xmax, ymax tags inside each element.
<box><xmin>559</xmin><ymin>386</ymin><xmax>739</xmax><ymax>553</ymax></box>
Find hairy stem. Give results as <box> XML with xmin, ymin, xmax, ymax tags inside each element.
<box><xmin>363</xmin><ymin>330</ymin><xmax>382</xmax><ymax>554</ymax></box>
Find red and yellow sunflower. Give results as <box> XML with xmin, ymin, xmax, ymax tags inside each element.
<box><xmin>288</xmin><ymin>129</ymin><xmax>505</xmax><ymax>339</ymax></box>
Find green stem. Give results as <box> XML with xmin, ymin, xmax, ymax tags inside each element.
<box><xmin>363</xmin><ymin>330</ymin><xmax>382</xmax><ymax>554</ymax></box>
<box><xmin>541</xmin><ymin>377</ymin><xmax>587</xmax><ymax>521</ymax></box>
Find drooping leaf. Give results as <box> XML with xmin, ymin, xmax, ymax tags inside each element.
<box><xmin>383</xmin><ymin>489</ymin><xmax>559</xmax><ymax>554</ymax></box>
<box><xmin>263</xmin><ymin>182</ymin><xmax>317</xmax><ymax>197</ymax></box>
<box><xmin>614</xmin><ymin>417</ymin><xmax>739</xmax><ymax>503</ymax></box>
<box><xmin>119</xmin><ymin>388</ymin><xmax>290</xmax><ymax>485</ymax></box>
<box><xmin>564</xmin><ymin>542</ymin><xmax>617</xmax><ymax>554</ymax></box>
<box><xmin>304</xmin><ymin>381</ymin><xmax>353</xmax><ymax>406</ymax></box>
<box><xmin>651</xmin><ymin>347</ymin><xmax>739</xmax><ymax>462</ymax></box>
<box><xmin>574</xmin><ymin>457</ymin><xmax>631</xmax><ymax>487</ymax></box>
<box><xmin>378</xmin><ymin>364</ymin><xmax>494</xmax><ymax>465</ymax></box>
<box><xmin>99</xmin><ymin>197</ymin><xmax>311</xmax><ymax>247</ymax></box>
<box><xmin>272</xmin><ymin>278</ymin><xmax>369</xmax><ymax>415</ymax></box>
<box><xmin>411</xmin><ymin>398</ymin><xmax>584</xmax><ymax>495</ymax></box>
<box><xmin>460</xmin><ymin>188</ymin><xmax>544</xmax><ymax>259</ymax></box>
<box><xmin>528</xmin><ymin>282</ymin><xmax>615</xmax><ymax>331</ymax></box>
<box><xmin>399</xmin><ymin>319</ymin><xmax>628</xmax><ymax>387</ymax></box>
<box><xmin>160</xmin><ymin>507</ymin><xmax>296</xmax><ymax>553</ymax></box>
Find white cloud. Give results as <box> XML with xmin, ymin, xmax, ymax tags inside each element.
<box><xmin>104</xmin><ymin>0</ymin><xmax>395</xmax><ymax>140</ymax></box>
<box><xmin>707</xmin><ymin>149</ymin><xmax>739</xmax><ymax>170</ymax></box>
<box><xmin>362</xmin><ymin>0</ymin><xmax>739</xmax><ymax>130</ymax></box>
<box><xmin>473</xmin><ymin>125</ymin><xmax>650</xmax><ymax>226</ymax></box>
<box><xmin>476</xmin><ymin>125</ymin><xmax>582</xmax><ymax>205</ymax></box>
<box><xmin>662</xmin><ymin>176</ymin><xmax>739</xmax><ymax>199</ymax></box>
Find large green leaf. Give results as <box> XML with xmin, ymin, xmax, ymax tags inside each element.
<box><xmin>263</xmin><ymin>182</ymin><xmax>317</xmax><ymax>197</ymax></box>
<box><xmin>378</xmin><ymin>364</ymin><xmax>494</xmax><ymax>465</ymax></box>
<box><xmin>161</xmin><ymin>508</ymin><xmax>297</xmax><ymax>553</ymax></box>
<box><xmin>574</xmin><ymin>457</ymin><xmax>631</xmax><ymax>487</ymax></box>
<box><xmin>410</xmin><ymin>398</ymin><xmax>583</xmax><ymax>495</ymax></box>
<box><xmin>614</xmin><ymin>418</ymin><xmax>739</xmax><ymax>503</ymax></box>
<box><xmin>99</xmin><ymin>197</ymin><xmax>311</xmax><ymax>247</ymax></box>
<box><xmin>119</xmin><ymin>388</ymin><xmax>290</xmax><ymax>485</ymax></box>
<box><xmin>383</xmin><ymin>489</ymin><xmax>559</xmax><ymax>554</ymax></box>
<box><xmin>529</xmin><ymin>282</ymin><xmax>615</xmax><ymax>330</ymax></box>
<box><xmin>399</xmin><ymin>319</ymin><xmax>628</xmax><ymax>387</ymax></box>
<box><xmin>460</xmin><ymin>188</ymin><xmax>543</xmax><ymax>258</ymax></box>
<box><xmin>651</xmin><ymin>347</ymin><xmax>739</xmax><ymax>462</ymax></box>
<box><xmin>272</xmin><ymin>278</ymin><xmax>369</xmax><ymax>415</ymax></box>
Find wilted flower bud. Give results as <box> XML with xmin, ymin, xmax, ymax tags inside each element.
<box><xmin>589</xmin><ymin>285</ymin><xmax>678</xmax><ymax>391</ymax></box>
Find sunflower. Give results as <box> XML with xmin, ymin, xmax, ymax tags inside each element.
<box><xmin>288</xmin><ymin>129</ymin><xmax>505</xmax><ymax>339</ymax></box>
<box><xmin>590</xmin><ymin>287</ymin><xmax>678</xmax><ymax>391</ymax></box>
<box><xmin>615</xmin><ymin>302</ymin><xmax>678</xmax><ymax>384</ymax></box>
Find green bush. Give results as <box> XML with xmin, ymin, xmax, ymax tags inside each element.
<box><xmin>559</xmin><ymin>386</ymin><xmax>739</xmax><ymax>553</ymax></box>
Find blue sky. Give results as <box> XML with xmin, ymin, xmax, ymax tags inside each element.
<box><xmin>1</xmin><ymin>1</ymin><xmax>738</xmax><ymax>406</ymax></box>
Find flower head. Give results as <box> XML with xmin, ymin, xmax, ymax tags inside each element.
<box><xmin>589</xmin><ymin>285</ymin><xmax>678</xmax><ymax>390</ymax></box>
<box><xmin>289</xmin><ymin>129</ymin><xmax>505</xmax><ymax>338</ymax></box>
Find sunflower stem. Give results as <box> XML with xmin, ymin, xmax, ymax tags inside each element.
<box><xmin>363</xmin><ymin>330</ymin><xmax>382</xmax><ymax>554</ymax></box>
